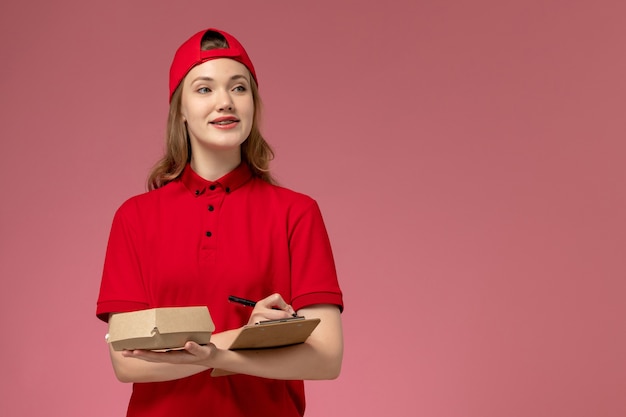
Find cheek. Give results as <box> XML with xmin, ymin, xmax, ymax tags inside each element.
<box><xmin>179</xmin><ymin>94</ymin><xmax>201</xmax><ymax>123</ymax></box>
<box><xmin>243</xmin><ymin>99</ymin><xmax>255</xmax><ymax>124</ymax></box>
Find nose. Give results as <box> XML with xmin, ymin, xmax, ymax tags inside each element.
<box><xmin>216</xmin><ymin>90</ymin><xmax>234</xmax><ymax>111</ymax></box>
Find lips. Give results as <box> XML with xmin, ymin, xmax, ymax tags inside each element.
<box><xmin>210</xmin><ymin>116</ymin><xmax>239</xmax><ymax>126</ymax></box>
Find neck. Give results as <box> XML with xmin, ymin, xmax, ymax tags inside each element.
<box><xmin>190</xmin><ymin>147</ymin><xmax>242</xmax><ymax>181</ymax></box>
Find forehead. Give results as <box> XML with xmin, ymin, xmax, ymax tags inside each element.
<box><xmin>185</xmin><ymin>58</ymin><xmax>251</xmax><ymax>83</ymax></box>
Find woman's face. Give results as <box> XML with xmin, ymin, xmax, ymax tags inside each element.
<box><xmin>180</xmin><ymin>58</ymin><xmax>254</xmax><ymax>157</ymax></box>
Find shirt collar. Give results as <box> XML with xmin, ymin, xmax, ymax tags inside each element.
<box><xmin>180</xmin><ymin>162</ymin><xmax>252</xmax><ymax>196</ymax></box>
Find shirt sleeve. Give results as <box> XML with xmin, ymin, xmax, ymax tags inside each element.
<box><xmin>96</xmin><ymin>199</ymin><xmax>150</xmax><ymax>322</ymax></box>
<box><xmin>288</xmin><ymin>200</ymin><xmax>344</xmax><ymax>312</ymax></box>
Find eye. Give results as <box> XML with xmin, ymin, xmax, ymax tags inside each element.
<box><xmin>233</xmin><ymin>85</ymin><xmax>247</xmax><ymax>93</ymax></box>
<box><xmin>197</xmin><ymin>87</ymin><xmax>211</xmax><ymax>94</ymax></box>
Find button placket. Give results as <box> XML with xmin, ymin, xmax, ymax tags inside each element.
<box><xmin>202</xmin><ymin>183</ymin><xmax>228</xmax><ymax>247</ymax></box>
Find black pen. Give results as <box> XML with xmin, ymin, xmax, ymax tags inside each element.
<box><xmin>228</xmin><ymin>295</ymin><xmax>298</xmax><ymax>317</ymax></box>
<box><xmin>228</xmin><ymin>295</ymin><xmax>258</xmax><ymax>308</ymax></box>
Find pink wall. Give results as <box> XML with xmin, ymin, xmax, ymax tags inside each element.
<box><xmin>1</xmin><ymin>1</ymin><xmax>624</xmax><ymax>416</ymax></box>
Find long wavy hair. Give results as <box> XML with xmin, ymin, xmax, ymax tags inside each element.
<box><xmin>147</xmin><ymin>32</ymin><xmax>275</xmax><ymax>190</ymax></box>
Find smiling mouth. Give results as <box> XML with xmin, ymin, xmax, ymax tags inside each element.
<box><xmin>211</xmin><ymin>118</ymin><xmax>239</xmax><ymax>125</ymax></box>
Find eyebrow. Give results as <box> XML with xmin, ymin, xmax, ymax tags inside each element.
<box><xmin>191</xmin><ymin>74</ymin><xmax>249</xmax><ymax>84</ymax></box>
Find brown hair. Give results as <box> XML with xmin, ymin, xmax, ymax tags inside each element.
<box><xmin>147</xmin><ymin>31</ymin><xmax>275</xmax><ymax>190</ymax></box>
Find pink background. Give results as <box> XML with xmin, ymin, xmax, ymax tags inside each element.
<box><xmin>1</xmin><ymin>1</ymin><xmax>625</xmax><ymax>416</ymax></box>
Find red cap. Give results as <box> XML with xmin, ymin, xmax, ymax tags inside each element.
<box><xmin>168</xmin><ymin>28</ymin><xmax>257</xmax><ymax>102</ymax></box>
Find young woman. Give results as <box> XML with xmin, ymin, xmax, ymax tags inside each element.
<box><xmin>96</xmin><ymin>28</ymin><xmax>344</xmax><ymax>417</ymax></box>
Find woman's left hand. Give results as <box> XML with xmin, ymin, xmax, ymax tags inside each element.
<box><xmin>247</xmin><ymin>293</ymin><xmax>296</xmax><ymax>325</ymax></box>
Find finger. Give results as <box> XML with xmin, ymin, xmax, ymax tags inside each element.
<box><xmin>184</xmin><ymin>341</ymin><xmax>205</xmax><ymax>356</ymax></box>
<box><xmin>258</xmin><ymin>293</ymin><xmax>282</xmax><ymax>307</ymax></box>
<box><xmin>263</xmin><ymin>293</ymin><xmax>291</xmax><ymax>311</ymax></box>
<box><xmin>121</xmin><ymin>349</ymin><xmax>152</xmax><ymax>358</ymax></box>
<box><xmin>284</xmin><ymin>304</ymin><xmax>297</xmax><ymax>316</ymax></box>
<box><xmin>121</xmin><ymin>349</ymin><xmax>164</xmax><ymax>362</ymax></box>
<box><xmin>122</xmin><ymin>348</ymin><xmax>193</xmax><ymax>364</ymax></box>
<box><xmin>270</xmin><ymin>296</ymin><xmax>296</xmax><ymax>316</ymax></box>
<box><xmin>249</xmin><ymin>308</ymin><xmax>289</xmax><ymax>324</ymax></box>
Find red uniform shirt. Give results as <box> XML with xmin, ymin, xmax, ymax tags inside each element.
<box><xmin>97</xmin><ymin>163</ymin><xmax>343</xmax><ymax>417</ymax></box>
